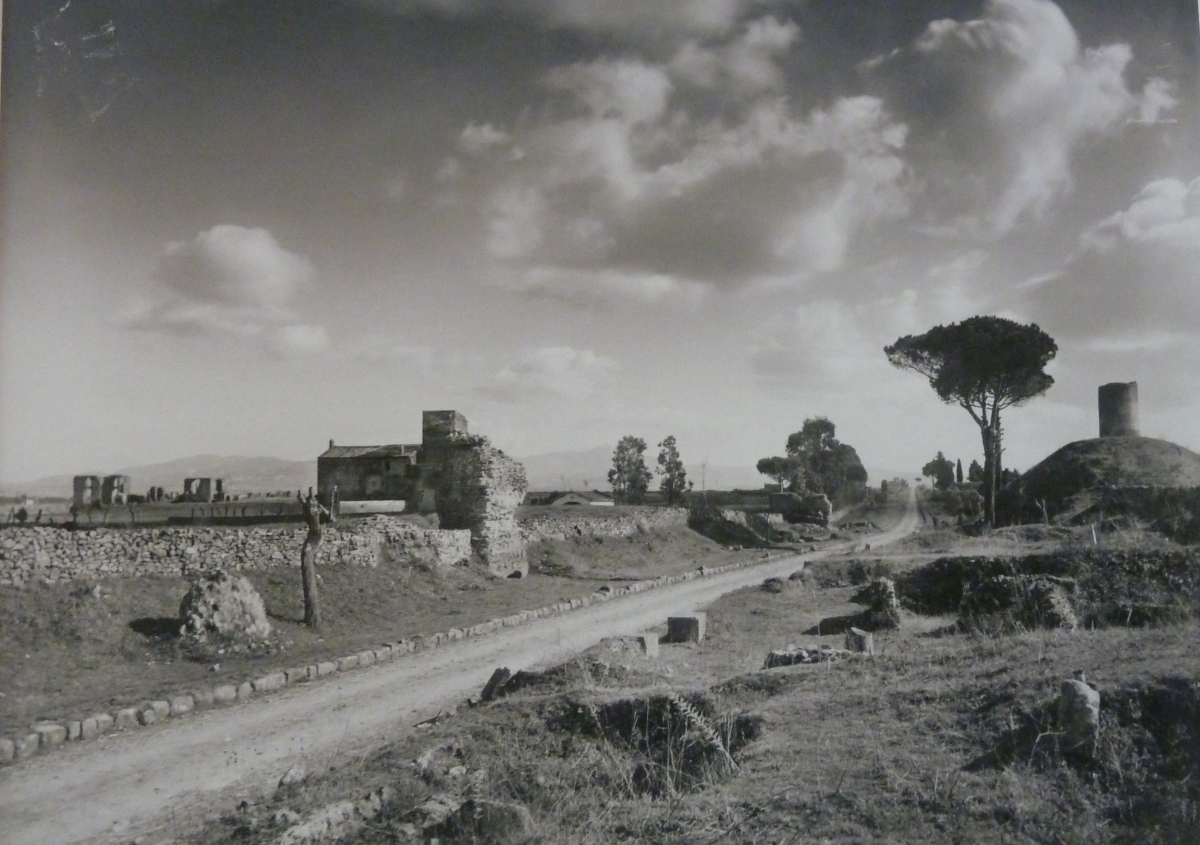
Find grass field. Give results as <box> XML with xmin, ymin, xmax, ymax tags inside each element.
<box><xmin>174</xmin><ymin>517</ymin><xmax>1200</xmax><ymax>845</ymax></box>
<box><xmin>0</xmin><ymin>522</ymin><xmax>776</xmax><ymax>734</ymax></box>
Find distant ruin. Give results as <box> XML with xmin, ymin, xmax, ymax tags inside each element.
<box><xmin>1098</xmin><ymin>381</ymin><xmax>1139</xmax><ymax>437</ymax></box>
<box><xmin>73</xmin><ymin>474</ymin><xmax>131</xmax><ymax>507</ymax></box>
<box><xmin>1006</xmin><ymin>381</ymin><xmax>1200</xmax><ymax>524</ymax></box>
<box><xmin>318</xmin><ymin>411</ymin><xmax>529</xmax><ymax>577</ymax></box>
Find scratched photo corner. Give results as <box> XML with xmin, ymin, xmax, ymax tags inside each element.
<box><xmin>1</xmin><ymin>1</ymin><xmax>1199</xmax><ymax>843</ymax></box>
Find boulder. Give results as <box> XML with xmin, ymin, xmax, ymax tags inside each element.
<box><xmin>1058</xmin><ymin>676</ymin><xmax>1100</xmax><ymax>756</ymax></box>
<box><xmin>850</xmin><ymin>577</ymin><xmax>901</xmax><ymax>630</ymax></box>
<box><xmin>179</xmin><ymin>571</ymin><xmax>271</xmax><ymax>644</ymax></box>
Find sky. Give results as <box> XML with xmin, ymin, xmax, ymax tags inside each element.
<box><xmin>1</xmin><ymin>0</ymin><xmax>1198</xmax><ymax>484</ymax></box>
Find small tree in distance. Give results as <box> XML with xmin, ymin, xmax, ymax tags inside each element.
<box><xmin>756</xmin><ymin>456</ymin><xmax>797</xmax><ymax>491</ymax></box>
<box><xmin>608</xmin><ymin>436</ymin><xmax>653</xmax><ymax>504</ymax></box>
<box><xmin>956</xmin><ymin>458</ymin><xmax>964</xmax><ymax>485</ymax></box>
<box><xmin>922</xmin><ymin>451</ymin><xmax>955</xmax><ymax>491</ymax></box>
<box><xmin>656</xmin><ymin>435</ymin><xmax>691</xmax><ymax>505</ymax></box>
<box><xmin>968</xmin><ymin>459</ymin><xmax>984</xmax><ymax>483</ymax></box>
<box><xmin>885</xmin><ymin>316</ymin><xmax>1057</xmax><ymax>525</ymax></box>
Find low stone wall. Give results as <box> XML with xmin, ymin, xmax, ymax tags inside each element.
<box><xmin>521</xmin><ymin>507</ymin><xmax>689</xmax><ymax>543</ymax></box>
<box><xmin>0</xmin><ymin>516</ymin><xmax>471</xmax><ymax>586</ymax></box>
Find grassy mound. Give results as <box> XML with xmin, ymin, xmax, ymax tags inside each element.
<box><xmin>1012</xmin><ymin>436</ymin><xmax>1200</xmax><ymax>522</ymax></box>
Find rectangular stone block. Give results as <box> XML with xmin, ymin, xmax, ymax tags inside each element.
<box><xmin>336</xmin><ymin>655</ymin><xmax>359</xmax><ymax>671</ymax></box>
<box><xmin>373</xmin><ymin>647</ymin><xmax>392</xmax><ymax>662</ymax></box>
<box><xmin>14</xmin><ymin>734</ymin><xmax>38</xmax><ymax>759</ymax></box>
<box><xmin>80</xmin><ymin>718</ymin><xmax>99</xmax><ymax>740</ymax></box>
<box><xmin>192</xmin><ymin>687</ymin><xmax>216</xmax><ymax>707</ymax></box>
<box><xmin>93</xmin><ymin>713</ymin><xmax>114</xmax><ymax>733</ymax></box>
<box><xmin>639</xmin><ymin>634</ymin><xmax>660</xmax><ymax>658</ymax></box>
<box><xmin>236</xmin><ymin>681</ymin><xmax>253</xmax><ymax>700</ymax></box>
<box><xmin>356</xmin><ymin>650</ymin><xmax>375</xmax><ymax>666</ymax></box>
<box><xmin>316</xmin><ymin>661</ymin><xmax>337</xmax><ymax>676</ymax></box>
<box><xmin>284</xmin><ymin>667</ymin><xmax>308</xmax><ymax>684</ymax></box>
<box><xmin>252</xmin><ymin>673</ymin><xmax>286</xmax><ymax>693</ymax></box>
<box><xmin>138</xmin><ymin>707</ymin><xmax>159</xmax><ymax>726</ymax></box>
<box><xmin>0</xmin><ymin>738</ymin><xmax>13</xmax><ymax>763</ymax></box>
<box><xmin>666</xmin><ymin>613</ymin><xmax>706</xmax><ymax>644</ymax></box>
<box><xmin>148</xmin><ymin>700</ymin><xmax>170</xmax><ymax>718</ymax></box>
<box><xmin>213</xmin><ymin>684</ymin><xmax>238</xmax><ymax>703</ymax></box>
<box><xmin>170</xmin><ymin>695</ymin><xmax>194</xmax><ymax>716</ymax></box>
<box><xmin>115</xmin><ymin>708</ymin><xmax>140</xmax><ymax>729</ymax></box>
<box><xmin>64</xmin><ymin>720</ymin><xmax>82</xmax><ymax>741</ymax></box>
<box><xmin>34</xmin><ymin>723</ymin><xmax>67</xmax><ymax>748</ymax></box>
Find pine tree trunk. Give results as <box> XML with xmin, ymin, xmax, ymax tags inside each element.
<box><xmin>980</xmin><ymin>426</ymin><xmax>995</xmax><ymax>527</ymax></box>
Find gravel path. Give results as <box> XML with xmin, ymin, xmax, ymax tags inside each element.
<box><xmin>0</xmin><ymin>494</ymin><xmax>919</xmax><ymax>845</ymax></box>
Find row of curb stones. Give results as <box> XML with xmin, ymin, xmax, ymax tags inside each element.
<box><xmin>0</xmin><ymin>552</ymin><xmax>785</xmax><ymax>767</ymax></box>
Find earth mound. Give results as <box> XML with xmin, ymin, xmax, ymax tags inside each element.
<box><xmin>1012</xmin><ymin>436</ymin><xmax>1200</xmax><ymax>521</ymax></box>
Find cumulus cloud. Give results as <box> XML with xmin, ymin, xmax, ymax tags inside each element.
<box><xmin>458</xmin><ymin>123</ymin><xmax>512</xmax><ymax>155</ymax></box>
<box><xmin>476</xmin><ymin>346</ymin><xmax>620</xmax><ymax>402</ymax></box>
<box><xmin>468</xmin><ymin>19</ymin><xmax>910</xmax><ymax>300</ymax></box>
<box><xmin>125</xmin><ymin>225</ymin><xmax>328</xmax><ymax>355</ymax></box>
<box><xmin>867</xmin><ymin>0</ymin><xmax>1172</xmax><ymax>236</ymax></box>
<box><xmin>355</xmin><ymin>0</ymin><xmax>757</xmax><ymax>40</ymax></box>
<box><xmin>1024</xmin><ymin>175</ymin><xmax>1200</xmax><ymax>344</ymax></box>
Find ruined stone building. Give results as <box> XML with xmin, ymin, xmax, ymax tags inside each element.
<box><xmin>317</xmin><ymin>411</ymin><xmax>529</xmax><ymax>576</ymax></box>
<box><xmin>73</xmin><ymin>474</ymin><xmax>130</xmax><ymax>507</ymax></box>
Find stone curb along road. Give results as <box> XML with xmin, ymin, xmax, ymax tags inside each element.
<box><xmin>0</xmin><ymin>495</ymin><xmax>919</xmax><ymax>845</ymax></box>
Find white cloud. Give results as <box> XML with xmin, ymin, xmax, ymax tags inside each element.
<box><xmin>868</xmin><ymin>0</ymin><xmax>1172</xmax><ymax>236</ymax></box>
<box><xmin>125</xmin><ymin>225</ymin><xmax>327</xmax><ymax>355</ymax></box>
<box><xmin>458</xmin><ymin>123</ymin><xmax>512</xmax><ymax>155</ymax></box>
<box><xmin>477</xmin><ymin>346</ymin><xmax>620</xmax><ymax>402</ymax></box>
<box><xmin>1025</xmin><ymin>175</ymin><xmax>1200</xmax><ymax>342</ymax></box>
<box><xmin>471</xmin><ymin>24</ymin><xmax>910</xmax><ymax>297</ymax></box>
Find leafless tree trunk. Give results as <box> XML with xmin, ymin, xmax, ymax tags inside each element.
<box><xmin>299</xmin><ymin>491</ymin><xmax>328</xmax><ymax>630</ymax></box>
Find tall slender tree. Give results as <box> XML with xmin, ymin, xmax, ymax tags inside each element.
<box><xmin>608</xmin><ymin>436</ymin><xmax>653</xmax><ymax>504</ymax></box>
<box><xmin>885</xmin><ymin>316</ymin><xmax>1056</xmax><ymax>525</ymax></box>
<box><xmin>656</xmin><ymin>435</ymin><xmax>690</xmax><ymax>505</ymax></box>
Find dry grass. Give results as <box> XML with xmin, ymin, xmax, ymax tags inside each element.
<box><xmin>175</xmin><ymin>527</ymin><xmax>1200</xmax><ymax>845</ymax></box>
<box><xmin>0</xmin><ymin>526</ymin><xmax>768</xmax><ymax>733</ymax></box>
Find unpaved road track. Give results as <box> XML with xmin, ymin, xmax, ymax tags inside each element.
<box><xmin>1</xmin><ymin>496</ymin><xmax>918</xmax><ymax>845</ymax></box>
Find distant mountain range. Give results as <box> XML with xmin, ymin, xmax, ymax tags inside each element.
<box><xmin>2</xmin><ymin>447</ymin><xmax>916</xmax><ymax>499</ymax></box>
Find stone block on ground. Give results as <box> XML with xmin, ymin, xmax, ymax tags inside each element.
<box><xmin>178</xmin><ymin>570</ymin><xmax>272</xmax><ymax>645</ymax></box>
<box><xmin>236</xmin><ymin>682</ymin><xmax>253</xmax><ymax>700</ymax></box>
<box><xmin>34</xmin><ymin>723</ymin><xmax>67</xmax><ymax>748</ymax></box>
<box><xmin>213</xmin><ymin>684</ymin><xmax>238</xmax><ymax>703</ymax></box>
<box><xmin>252</xmin><ymin>672</ymin><xmax>286</xmax><ymax>693</ymax></box>
<box><xmin>147</xmin><ymin>700</ymin><xmax>170</xmax><ymax>718</ymax></box>
<box><xmin>0</xmin><ymin>738</ymin><xmax>13</xmax><ymax>763</ymax></box>
<box><xmin>14</xmin><ymin>734</ymin><xmax>38</xmax><ymax>759</ymax></box>
<box><xmin>600</xmin><ymin>634</ymin><xmax>659</xmax><ymax>658</ymax></box>
<box><xmin>65</xmin><ymin>720</ymin><xmax>82</xmax><ymax>740</ymax></box>
<box><xmin>481</xmin><ymin>667</ymin><xmax>512</xmax><ymax>702</ymax></box>
<box><xmin>316</xmin><ymin>661</ymin><xmax>337</xmax><ymax>676</ymax></box>
<box><xmin>337</xmin><ymin>655</ymin><xmax>359</xmax><ymax>671</ymax></box>
<box><xmin>845</xmin><ymin>627</ymin><xmax>874</xmax><ymax>655</ymax></box>
<box><xmin>80</xmin><ymin>718</ymin><xmax>99</xmax><ymax>740</ymax></box>
<box><xmin>666</xmin><ymin>613</ymin><xmax>706</xmax><ymax>644</ymax></box>
<box><xmin>170</xmin><ymin>695</ymin><xmax>195</xmax><ymax>716</ymax></box>
<box><xmin>764</xmin><ymin>645</ymin><xmax>853</xmax><ymax>668</ymax></box>
<box><xmin>93</xmin><ymin>713</ymin><xmax>114</xmax><ymax>733</ymax></box>
<box><xmin>115</xmin><ymin>708</ymin><xmax>140</xmax><ymax>729</ymax></box>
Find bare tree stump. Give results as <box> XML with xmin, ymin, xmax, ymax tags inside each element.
<box><xmin>299</xmin><ymin>492</ymin><xmax>329</xmax><ymax>631</ymax></box>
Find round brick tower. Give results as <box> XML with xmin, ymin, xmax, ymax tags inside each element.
<box><xmin>1098</xmin><ymin>381</ymin><xmax>1139</xmax><ymax>437</ymax></box>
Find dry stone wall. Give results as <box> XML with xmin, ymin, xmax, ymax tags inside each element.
<box><xmin>0</xmin><ymin>516</ymin><xmax>471</xmax><ymax>586</ymax></box>
<box><xmin>522</xmin><ymin>507</ymin><xmax>688</xmax><ymax>542</ymax></box>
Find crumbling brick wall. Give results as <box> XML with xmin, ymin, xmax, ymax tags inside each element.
<box><xmin>426</xmin><ymin>439</ymin><xmax>528</xmax><ymax>577</ymax></box>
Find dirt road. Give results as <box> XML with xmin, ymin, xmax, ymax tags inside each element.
<box><xmin>0</xmin><ymin>494</ymin><xmax>918</xmax><ymax>845</ymax></box>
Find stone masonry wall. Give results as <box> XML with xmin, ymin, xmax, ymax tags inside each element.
<box><xmin>471</xmin><ymin>447</ymin><xmax>528</xmax><ymax>578</ymax></box>
<box><xmin>521</xmin><ymin>507</ymin><xmax>689</xmax><ymax>543</ymax></box>
<box><xmin>0</xmin><ymin>516</ymin><xmax>471</xmax><ymax>587</ymax></box>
